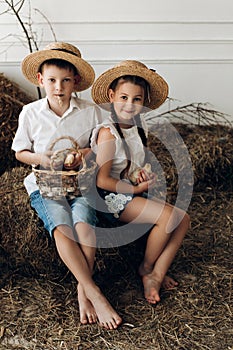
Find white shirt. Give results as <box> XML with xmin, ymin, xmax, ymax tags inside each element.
<box><xmin>91</xmin><ymin>115</ymin><xmax>148</xmax><ymax>180</ymax></box>
<box><xmin>12</xmin><ymin>96</ymin><xmax>102</xmax><ymax>195</ymax></box>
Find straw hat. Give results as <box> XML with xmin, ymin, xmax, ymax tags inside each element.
<box><xmin>91</xmin><ymin>60</ymin><xmax>169</xmax><ymax>110</ymax></box>
<box><xmin>21</xmin><ymin>42</ymin><xmax>95</xmax><ymax>92</ymax></box>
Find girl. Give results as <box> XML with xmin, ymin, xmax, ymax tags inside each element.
<box><xmin>91</xmin><ymin>60</ymin><xmax>190</xmax><ymax>304</ymax></box>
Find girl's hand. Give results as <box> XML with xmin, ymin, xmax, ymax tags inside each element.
<box><xmin>136</xmin><ymin>169</ymin><xmax>156</xmax><ymax>184</ymax></box>
<box><xmin>134</xmin><ymin>174</ymin><xmax>156</xmax><ymax>194</ymax></box>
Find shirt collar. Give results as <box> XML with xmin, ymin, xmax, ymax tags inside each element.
<box><xmin>38</xmin><ymin>96</ymin><xmax>80</xmax><ymax>115</ymax></box>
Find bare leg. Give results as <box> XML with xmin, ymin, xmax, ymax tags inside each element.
<box><xmin>75</xmin><ymin>223</ymin><xmax>97</xmax><ymax>325</ymax></box>
<box><xmin>54</xmin><ymin>225</ymin><xmax>122</xmax><ymax>329</ymax></box>
<box><xmin>120</xmin><ymin>197</ymin><xmax>190</xmax><ymax>304</ymax></box>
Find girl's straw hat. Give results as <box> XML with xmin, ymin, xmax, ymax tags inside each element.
<box><xmin>91</xmin><ymin>60</ymin><xmax>169</xmax><ymax>110</ymax></box>
<box><xmin>21</xmin><ymin>42</ymin><xmax>95</xmax><ymax>92</ymax></box>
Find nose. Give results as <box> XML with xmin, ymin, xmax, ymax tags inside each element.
<box><xmin>125</xmin><ymin>98</ymin><xmax>135</xmax><ymax>109</ymax></box>
<box><xmin>55</xmin><ymin>80</ymin><xmax>62</xmax><ymax>91</ymax></box>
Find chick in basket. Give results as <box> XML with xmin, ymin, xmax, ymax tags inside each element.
<box><xmin>64</xmin><ymin>151</ymin><xmax>83</xmax><ymax>169</ymax></box>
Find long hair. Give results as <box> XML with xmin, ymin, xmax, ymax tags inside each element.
<box><xmin>109</xmin><ymin>75</ymin><xmax>148</xmax><ymax>178</ymax></box>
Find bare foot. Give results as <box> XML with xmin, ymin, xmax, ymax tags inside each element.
<box><xmin>77</xmin><ymin>284</ymin><xmax>97</xmax><ymax>325</ymax></box>
<box><xmin>85</xmin><ymin>287</ymin><xmax>122</xmax><ymax>330</ymax></box>
<box><xmin>162</xmin><ymin>275</ymin><xmax>178</xmax><ymax>290</ymax></box>
<box><xmin>141</xmin><ymin>273</ymin><xmax>161</xmax><ymax>304</ymax></box>
<box><xmin>138</xmin><ymin>262</ymin><xmax>178</xmax><ymax>303</ymax></box>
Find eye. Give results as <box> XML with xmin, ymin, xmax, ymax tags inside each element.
<box><xmin>134</xmin><ymin>97</ymin><xmax>142</xmax><ymax>102</ymax></box>
<box><xmin>120</xmin><ymin>95</ymin><xmax>127</xmax><ymax>100</ymax></box>
<box><xmin>49</xmin><ymin>78</ymin><xmax>55</xmax><ymax>83</ymax></box>
<box><xmin>63</xmin><ymin>78</ymin><xmax>71</xmax><ymax>82</ymax></box>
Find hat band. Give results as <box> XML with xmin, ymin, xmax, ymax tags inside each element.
<box><xmin>51</xmin><ymin>48</ymin><xmax>79</xmax><ymax>57</ymax></box>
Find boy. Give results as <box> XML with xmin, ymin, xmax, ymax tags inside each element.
<box><xmin>12</xmin><ymin>42</ymin><xmax>122</xmax><ymax>330</ymax></box>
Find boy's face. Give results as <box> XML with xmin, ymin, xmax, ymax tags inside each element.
<box><xmin>37</xmin><ymin>64</ymin><xmax>79</xmax><ymax>106</ymax></box>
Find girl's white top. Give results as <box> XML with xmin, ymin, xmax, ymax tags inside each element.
<box><xmin>91</xmin><ymin>115</ymin><xmax>148</xmax><ymax>180</ymax></box>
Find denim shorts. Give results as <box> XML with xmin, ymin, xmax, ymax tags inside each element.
<box><xmin>30</xmin><ymin>190</ymin><xmax>97</xmax><ymax>236</ymax></box>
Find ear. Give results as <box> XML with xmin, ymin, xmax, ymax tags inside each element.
<box><xmin>37</xmin><ymin>72</ymin><xmax>44</xmax><ymax>87</ymax></box>
<box><xmin>108</xmin><ymin>89</ymin><xmax>115</xmax><ymax>102</ymax></box>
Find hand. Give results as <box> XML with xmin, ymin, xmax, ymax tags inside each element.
<box><xmin>63</xmin><ymin>151</ymin><xmax>83</xmax><ymax>170</ymax></box>
<box><xmin>136</xmin><ymin>169</ymin><xmax>156</xmax><ymax>184</ymax></box>
<box><xmin>39</xmin><ymin>151</ymin><xmax>53</xmax><ymax>169</ymax></box>
<box><xmin>134</xmin><ymin>174</ymin><xmax>156</xmax><ymax>194</ymax></box>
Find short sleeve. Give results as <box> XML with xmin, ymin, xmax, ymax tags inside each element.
<box><xmin>11</xmin><ymin>106</ymin><xmax>33</xmax><ymax>152</ymax></box>
<box><xmin>90</xmin><ymin>123</ymin><xmax>119</xmax><ymax>154</ymax></box>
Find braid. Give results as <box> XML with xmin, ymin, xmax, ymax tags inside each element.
<box><xmin>134</xmin><ymin>114</ymin><xmax>147</xmax><ymax>147</ymax></box>
<box><xmin>110</xmin><ymin>104</ymin><xmax>131</xmax><ymax>179</ymax></box>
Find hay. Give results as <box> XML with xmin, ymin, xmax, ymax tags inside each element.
<box><xmin>0</xmin><ymin>74</ymin><xmax>33</xmax><ymax>175</ymax></box>
<box><xmin>0</xmin><ymin>123</ymin><xmax>233</xmax><ymax>349</ymax></box>
<box><xmin>148</xmin><ymin>123</ymin><xmax>233</xmax><ymax>195</ymax></box>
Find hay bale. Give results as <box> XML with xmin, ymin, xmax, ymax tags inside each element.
<box><xmin>0</xmin><ymin>167</ymin><xmax>67</xmax><ymax>284</ymax></box>
<box><xmin>0</xmin><ymin>74</ymin><xmax>33</xmax><ymax>175</ymax></box>
<box><xmin>148</xmin><ymin>123</ymin><xmax>233</xmax><ymax>194</ymax></box>
<box><xmin>0</xmin><ymin>123</ymin><xmax>232</xmax><ymax>283</ymax></box>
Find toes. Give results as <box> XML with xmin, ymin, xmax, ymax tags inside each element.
<box><xmin>88</xmin><ymin>313</ymin><xmax>97</xmax><ymax>324</ymax></box>
<box><xmin>80</xmin><ymin>317</ymin><xmax>88</xmax><ymax>325</ymax></box>
<box><xmin>100</xmin><ymin>317</ymin><xmax>122</xmax><ymax>330</ymax></box>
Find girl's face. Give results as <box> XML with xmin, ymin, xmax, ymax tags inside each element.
<box><xmin>108</xmin><ymin>80</ymin><xmax>145</xmax><ymax>124</ymax></box>
<box><xmin>37</xmin><ymin>64</ymin><xmax>79</xmax><ymax>107</ymax></box>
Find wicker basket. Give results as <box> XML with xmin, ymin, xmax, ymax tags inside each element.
<box><xmin>32</xmin><ymin>136</ymin><xmax>97</xmax><ymax>200</ymax></box>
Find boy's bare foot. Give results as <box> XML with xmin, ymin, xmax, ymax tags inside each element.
<box><xmin>162</xmin><ymin>275</ymin><xmax>178</xmax><ymax>290</ymax></box>
<box><xmin>77</xmin><ymin>284</ymin><xmax>97</xmax><ymax>325</ymax></box>
<box><xmin>85</xmin><ymin>287</ymin><xmax>122</xmax><ymax>330</ymax></box>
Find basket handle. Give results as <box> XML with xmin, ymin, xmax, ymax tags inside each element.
<box><xmin>48</xmin><ymin>136</ymin><xmax>87</xmax><ymax>172</ymax></box>
<box><xmin>48</xmin><ymin>135</ymin><xmax>79</xmax><ymax>151</ymax></box>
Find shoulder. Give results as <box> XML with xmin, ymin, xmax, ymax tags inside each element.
<box><xmin>90</xmin><ymin>123</ymin><xmax>117</xmax><ymax>151</ymax></box>
<box><xmin>21</xmin><ymin>98</ymin><xmax>46</xmax><ymax>112</ymax></box>
<box><xmin>98</xmin><ymin>125</ymin><xmax>116</xmax><ymax>141</ymax></box>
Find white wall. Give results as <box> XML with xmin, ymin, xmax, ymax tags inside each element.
<box><xmin>0</xmin><ymin>0</ymin><xmax>233</xmax><ymax>120</ymax></box>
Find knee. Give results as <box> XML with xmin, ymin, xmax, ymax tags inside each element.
<box><xmin>181</xmin><ymin>211</ymin><xmax>190</xmax><ymax>227</ymax></box>
<box><xmin>163</xmin><ymin>207</ymin><xmax>190</xmax><ymax>234</ymax></box>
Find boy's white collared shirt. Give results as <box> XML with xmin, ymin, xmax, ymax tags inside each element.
<box><xmin>12</xmin><ymin>96</ymin><xmax>102</xmax><ymax>195</ymax></box>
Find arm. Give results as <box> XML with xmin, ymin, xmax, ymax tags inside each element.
<box><xmin>15</xmin><ymin>150</ymin><xmax>51</xmax><ymax>169</ymax></box>
<box><xmin>96</xmin><ymin>127</ymin><xmax>155</xmax><ymax>194</ymax></box>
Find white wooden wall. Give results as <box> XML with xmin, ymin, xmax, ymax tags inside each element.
<box><xmin>0</xmin><ymin>0</ymin><xmax>233</xmax><ymax>120</ymax></box>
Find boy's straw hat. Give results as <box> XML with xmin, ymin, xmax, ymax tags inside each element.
<box><xmin>21</xmin><ymin>42</ymin><xmax>95</xmax><ymax>92</ymax></box>
<box><xmin>91</xmin><ymin>60</ymin><xmax>169</xmax><ymax>110</ymax></box>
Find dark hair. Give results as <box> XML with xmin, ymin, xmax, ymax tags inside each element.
<box><xmin>109</xmin><ymin>74</ymin><xmax>150</xmax><ymax>106</ymax></box>
<box><xmin>110</xmin><ymin>75</ymin><xmax>148</xmax><ymax>178</ymax></box>
<box><xmin>38</xmin><ymin>58</ymin><xmax>78</xmax><ymax>76</ymax></box>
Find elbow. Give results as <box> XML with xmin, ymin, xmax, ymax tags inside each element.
<box><xmin>15</xmin><ymin>152</ymin><xmax>21</xmax><ymax>161</ymax></box>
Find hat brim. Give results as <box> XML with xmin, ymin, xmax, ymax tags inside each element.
<box><xmin>91</xmin><ymin>65</ymin><xmax>168</xmax><ymax>110</ymax></box>
<box><xmin>21</xmin><ymin>50</ymin><xmax>95</xmax><ymax>92</ymax></box>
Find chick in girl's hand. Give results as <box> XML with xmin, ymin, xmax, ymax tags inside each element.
<box><xmin>129</xmin><ymin>163</ymin><xmax>153</xmax><ymax>185</ymax></box>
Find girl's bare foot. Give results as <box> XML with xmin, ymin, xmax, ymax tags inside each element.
<box><xmin>77</xmin><ymin>284</ymin><xmax>97</xmax><ymax>325</ymax></box>
<box><xmin>141</xmin><ymin>273</ymin><xmax>161</xmax><ymax>304</ymax></box>
<box><xmin>139</xmin><ymin>263</ymin><xmax>177</xmax><ymax>304</ymax></box>
<box><xmin>162</xmin><ymin>275</ymin><xmax>178</xmax><ymax>290</ymax></box>
<box><xmin>85</xmin><ymin>287</ymin><xmax>122</xmax><ymax>330</ymax></box>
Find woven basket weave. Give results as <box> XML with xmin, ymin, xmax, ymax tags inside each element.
<box><xmin>32</xmin><ymin>136</ymin><xmax>97</xmax><ymax>200</ymax></box>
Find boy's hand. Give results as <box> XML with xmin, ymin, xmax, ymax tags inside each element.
<box><xmin>63</xmin><ymin>151</ymin><xmax>83</xmax><ymax>170</ymax></box>
<box><xmin>39</xmin><ymin>151</ymin><xmax>53</xmax><ymax>169</ymax></box>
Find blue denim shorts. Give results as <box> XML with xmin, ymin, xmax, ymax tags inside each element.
<box><xmin>30</xmin><ymin>190</ymin><xmax>97</xmax><ymax>236</ymax></box>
